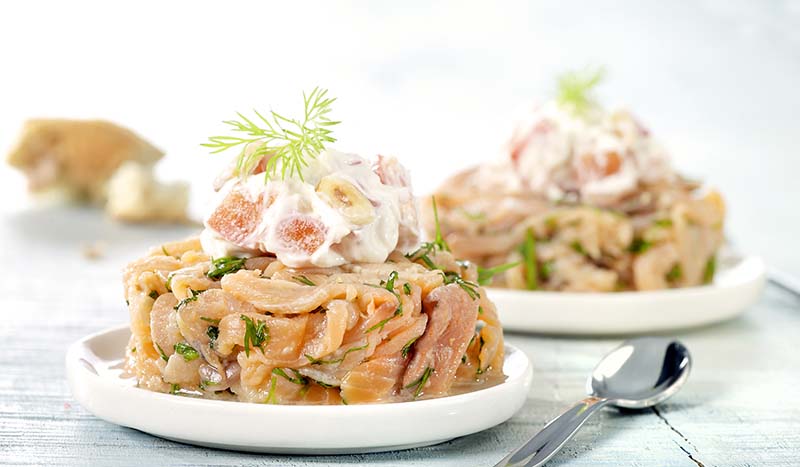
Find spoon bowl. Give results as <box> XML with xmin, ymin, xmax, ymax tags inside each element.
<box><xmin>497</xmin><ymin>337</ymin><xmax>692</xmax><ymax>467</ymax></box>
<box><xmin>588</xmin><ymin>337</ymin><xmax>691</xmax><ymax>409</ymax></box>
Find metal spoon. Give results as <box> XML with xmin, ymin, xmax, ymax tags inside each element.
<box><xmin>495</xmin><ymin>337</ymin><xmax>692</xmax><ymax>467</ymax></box>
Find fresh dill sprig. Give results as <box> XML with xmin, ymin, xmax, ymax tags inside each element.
<box><xmin>556</xmin><ymin>67</ymin><xmax>605</xmax><ymax>117</ymax></box>
<box><xmin>203</xmin><ymin>87</ymin><xmax>340</xmax><ymax>181</ymax></box>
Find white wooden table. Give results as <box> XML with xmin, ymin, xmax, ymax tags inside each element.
<box><xmin>2</xmin><ymin>206</ymin><xmax>799</xmax><ymax>466</ymax></box>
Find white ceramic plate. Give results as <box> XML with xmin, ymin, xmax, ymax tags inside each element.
<box><xmin>66</xmin><ymin>325</ymin><xmax>533</xmax><ymax>454</ymax></box>
<box><xmin>488</xmin><ymin>254</ymin><xmax>766</xmax><ymax>335</ymax></box>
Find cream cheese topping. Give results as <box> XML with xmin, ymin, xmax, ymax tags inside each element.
<box><xmin>201</xmin><ymin>149</ymin><xmax>419</xmax><ymax>267</ymax></box>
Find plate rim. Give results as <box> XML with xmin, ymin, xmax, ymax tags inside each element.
<box><xmin>487</xmin><ymin>254</ymin><xmax>767</xmax><ymax>335</ymax></box>
<box><xmin>66</xmin><ymin>324</ymin><xmax>533</xmax><ymax>453</ymax></box>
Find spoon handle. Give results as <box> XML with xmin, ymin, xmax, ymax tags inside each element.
<box><xmin>494</xmin><ymin>397</ymin><xmax>610</xmax><ymax>467</ymax></box>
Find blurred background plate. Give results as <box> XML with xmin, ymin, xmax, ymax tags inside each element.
<box><xmin>489</xmin><ymin>253</ymin><xmax>766</xmax><ymax>335</ymax></box>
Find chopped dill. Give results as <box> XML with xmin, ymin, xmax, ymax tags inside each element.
<box><xmin>305</xmin><ymin>343</ymin><xmax>368</xmax><ymax>365</ymax></box>
<box><xmin>570</xmin><ymin>241</ymin><xmax>586</xmax><ymax>255</ymax></box>
<box><xmin>272</xmin><ymin>368</ymin><xmax>308</xmax><ymax>385</ymax></box>
<box><xmin>477</xmin><ymin>262</ymin><xmax>519</xmax><ymax>286</ymax></box>
<box><xmin>148</xmin><ymin>290</ymin><xmax>159</xmax><ymax>300</ymax></box>
<box><xmin>173</xmin><ymin>342</ymin><xmax>200</xmax><ymax>362</ymax></box>
<box><xmin>293</xmin><ymin>275</ymin><xmax>316</xmax><ymax>286</ymax></box>
<box><xmin>241</xmin><ymin>315</ymin><xmax>270</xmax><ymax>357</ymax></box>
<box><xmin>441</xmin><ymin>271</ymin><xmax>480</xmax><ymax>300</ymax></box>
<box><xmin>628</xmin><ymin>238</ymin><xmax>652</xmax><ymax>254</ymax></box>
<box><xmin>519</xmin><ymin>229</ymin><xmax>539</xmax><ymax>290</ymax></box>
<box><xmin>403</xmin><ymin>282</ymin><xmax>412</xmax><ymax>295</ymax></box>
<box><xmin>703</xmin><ymin>256</ymin><xmax>716</xmax><ymax>284</ymax></box>
<box><xmin>404</xmin><ymin>367</ymin><xmax>434</xmax><ymax>398</ymax></box>
<box><xmin>401</xmin><ymin>336</ymin><xmax>420</xmax><ymax>358</ymax></box>
<box><xmin>264</xmin><ymin>375</ymin><xmax>278</xmax><ymax>404</ymax></box>
<box><xmin>666</xmin><ymin>263</ymin><xmax>683</xmax><ymax>282</ymax></box>
<box><xmin>365</xmin><ymin>271</ymin><xmax>404</xmax><ymax>333</ymax></box>
<box><xmin>174</xmin><ymin>289</ymin><xmax>204</xmax><ymax>311</ymax></box>
<box><xmin>206</xmin><ymin>326</ymin><xmax>219</xmax><ymax>349</ymax></box>
<box><xmin>207</xmin><ymin>256</ymin><xmax>247</xmax><ymax>280</ymax></box>
<box><xmin>156</xmin><ymin>343</ymin><xmax>169</xmax><ymax>362</ymax></box>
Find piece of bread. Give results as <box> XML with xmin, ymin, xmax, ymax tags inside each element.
<box><xmin>106</xmin><ymin>161</ymin><xmax>190</xmax><ymax>223</ymax></box>
<box><xmin>7</xmin><ymin>119</ymin><xmax>163</xmax><ymax>201</ymax></box>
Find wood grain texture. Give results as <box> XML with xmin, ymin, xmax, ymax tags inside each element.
<box><xmin>1</xmin><ymin>207</ymin><xmax>799</xmax><ymax>466</ymax></box>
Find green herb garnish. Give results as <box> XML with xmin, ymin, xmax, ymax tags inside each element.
<box><xmin>305</xmin><ymin>344</ymin><xmax>368</xmax><ymax>365</ymax></box>
<box><xmin>156</xmin><ymin>343</ymin><xmax>169</xmax><ymax>362</ymax></box>
<box><xmin>654</xmin><ymin>219</ymin><xmax>673</xmax><ymax>228</ymax></box>
<box><xmin>203</xmin><ymin>87</ymin><xmax>340</xmax><ymax>181</ymax></box>
<box><xmin>174</xmin><ymin>289</ymin><xmax>203</xmax><ymax>311</ymax></box>
<box><xmin>207</xmin><ymin>256</ymin><xmax>247</xmax><ymax>280</ymax></box>
<box><xmin>431</xmin><ymin>197</ymin><xmax>450</xmax><ymax>252</ymax></box>
<box><xmin>169</xmin><ymin>384</ymin><xmax>180</xmax><ymax>395</ymax></box>
<box><xmin>206</xmin><ymin>326</ymin><xmax>219</xmax><ymax>349</ymax></box>
<box><xmin>703</xmin><ymin>256</ymin><xmax>716</xmax><ymax>284</ymax></box>
<box><xmin>401</xmin><ymin>336</ymin><xmax>420</xmax><ymax>358</ymax></box>
<box><xmin>520</xmin><ymin>229</ymin><xmax>539</xmax><ymax>290</ymax></box>
<box><xmin>556</xmin><ymin>67</ymin><xmax>605</xmax><ymax>117</ymax></box>
<box><xmin>541</xmin><ymin>260</ymin><xmax>556</xmax><ymax>281</ymax></box>
<box><xmin>570</xmin><ymin>241</ymin><xmax>586</xmax><ymax>255</ymax></box>
<box><xmin>402</xmin><ymin>282</ymin><xmax>412</xmax><ymax>295</ymax></box>
<box><xmin>666</xmin><ymin>264</ymin><xmax>683</xmax><ymax>282</ymax></box>
<box><xmin>174</xmin><ymin>342</ymin><xmax>200</xmax><ymax>362</ymax></box>
<box><xmin>404</xmin><ymin>367</ymin><xmax>434</xmax><ymax>398</ymax></box>
<box><xmin>272</xmin><ymin>368</ymin><xmax>308</xmax><ymax>385</ymax></box>
<box><xmin>161</xmin><ymin>245</ymin><xmax>170</xmax><ymax>257</ymax></box>
<box><xmin>628</xmin><ymin>238</ymin><xmax>652</xmax><ymax>254</ymax></box>
<box><xmin>200</xmin><ymin>317</ymin><xmax>221</xmax><ymax>325</ymax></box>
<box><xmin>241</xmin><ymin>315</ymin><xmax>269</xmax><ymax>357</ymax></box>
<box><xmin>293</xmin><ymin>275</ymin><xmax>316</xmax><ymax>286</ymax></box>
<box><xmin>264</xmin><ymin>375</ymin><xmax>278</xmax><ymax>404</ymax></box>
<box><xmin>477</xmin><ymin>262</ymin><xmax>520</xmax><ymax>286</ymax></box>
<box><xmin>313</xmin><ymin>379</ymin><xmax>335</xmax><ymax>389</ymax></box>
<box><xmin>459</xmin><ymin>209</ymin><xmax>486</xmax><ymax>221</ymax></box>
<box><xmin>442</xmin><ymin>271</ymin><xmax>480</xmax><ymax>300</ymax></box>
<box><xmin>365</xmin><ymin>271</ymin><xmax>404</xmax><ymax>333</ymax></box>
<box><xmin>199</xmin><ymin>380</ymin><xmax>215</xmax><ymax>391</ymax></box>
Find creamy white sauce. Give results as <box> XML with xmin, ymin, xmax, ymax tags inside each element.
<box><xmin>200</xmin><ymin>150</ymin><xmax>418</xmax><ymax>267</ymax></box>
<box><xmin>484</xmin><ymin>101</ymin><xmax>673</xmax><ymax>206</ymax></box>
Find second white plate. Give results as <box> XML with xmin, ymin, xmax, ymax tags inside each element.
<box><xmin>66</xmin><ymin>325</ymin><xmax>533</xmax><ymax>454</ymax></box>
<box><xmin>488</xmin><ymin>254</ymin><xmax>766</xmax><ymax>335</ymax></box>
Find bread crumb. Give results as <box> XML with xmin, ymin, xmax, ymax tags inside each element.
<box><xmin>82</xmin><ymin>241</ymin><xmax>107</xmax><ymax>260</ymax></box>
<box><xmin>106</xmin><ymin>161</ymin><xmax>190</xmax><ymax>223</ymax></box>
